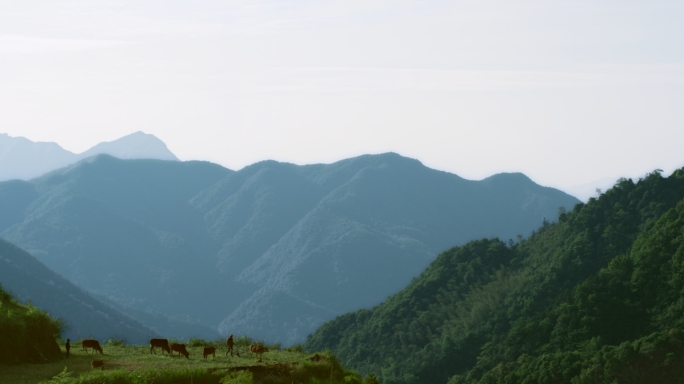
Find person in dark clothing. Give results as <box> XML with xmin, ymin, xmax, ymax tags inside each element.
<box><xmin>226</xmin><ymin>334</ymin><xmax>234</xmax><ymax>356</ymax></box>
<box><xmin>65</xmin><ymin>339</ymin><xmax>71</xmax><ymax>358</ymax></box>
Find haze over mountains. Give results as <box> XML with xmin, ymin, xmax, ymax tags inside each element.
<box><xmin>0</xmin><ymin>131</ymin><xmax>178</xmax><ymax>181</ymax></box>
<box><xmin>0</xmin><ymin>149</ymin><xmax>580</xmax><ymax>344</ymax></box>
<box><xmin>0</xmin><ymin>238</ymin><xmax>157</xmax><ymax>343</ymax></box>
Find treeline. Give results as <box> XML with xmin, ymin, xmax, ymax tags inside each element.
<box><xmin>304</xmin><ymin>168</ymin><xmax>684</xmax><ymax>383</ymax></box>
<box><xmin>0</xmin><ymin>284</ymin><xmax>63</xmax><ymax>364</ymax></box>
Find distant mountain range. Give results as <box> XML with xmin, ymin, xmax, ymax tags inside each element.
<box><xmin>0</xmin><ymin>131</ymin><xmax>178</xmax><ymax>181</ymax></box>
<box><xmin>0</xmin><ymin>238</ymin><xmax>157</xmax><ymax>344</ymax></box>
<box><xmin>0</xmin><ymin>153</ymin><xmax>580</xmax><ymax>344</ymax></box>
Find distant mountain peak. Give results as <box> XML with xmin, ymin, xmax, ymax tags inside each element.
<box><xmin>333</xmin><ymin>152</ymin><xmax>427</xmax><ymax>171</ymax></box>
<box><xmin>0</xmin><ymin>131</ymin><xmax>179</xmax><ymax>181</ymax></box>
<box><xmin>80</xmin><ymin>131</ymin><xmax>179</xmax><ymax>161</ymax></box>
<box><xmin>483</xmin><ymin>172</ymin><xmax>534</xmax><ymax>183</ymax></box>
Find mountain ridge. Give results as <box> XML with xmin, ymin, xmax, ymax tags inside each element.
<box><xmin>0</xmin><ymin>152</ymin><xmax>580</xmax><ymax>343</ymax></box>
<box><xmin>0</xmin><ymin>131</ymin><xmax>178</xmax><ymax>181</ymax></box>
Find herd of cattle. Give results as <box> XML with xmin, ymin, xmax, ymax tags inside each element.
<box><xmin>79</xmin><ymin>337</ymin><xmax>270</xmax><ymax>361</ymax></box>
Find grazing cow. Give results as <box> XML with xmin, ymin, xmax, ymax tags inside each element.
<box><xmin>170</xmin><ymin>343</ymin><xmax>190</xmax><ymax>359</ymax></box>
<box><xmin>226</xmin><ymin>334</ymin><xmax>234</xmax><ymax>356</ymax></box>
<box><xmin>249</xmin><ymin>344</ymin><xmax>269</xmax><ymax>356</ymax></box>
<box><xmin>81</xmin><ymin>339</ymin><xmax>103</xmax><ymax>355</ymax></box>
<box><xmin>203</xmin><ymin>346</ymin><xmax>216</xmax><ymax>359</ymax></box>
<box><xmin>149</xmin><ymin>338</ymin><xmax>171</xmax><ymax>355</ymax></box>
<box><xmin>91</xmin><ymin>360</ymin><xmax>104</xmax><ymax>369</ymax></box>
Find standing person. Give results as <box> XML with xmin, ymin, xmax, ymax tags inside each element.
<box><xmin>226</xmin><ymin>334</ymin><xmax>234</xmax><ymax>356</ymax></box>
<box><xmin>65</xmin><ymin>339</ymin><xmax>71</xmax><ymax>358</ymax></box>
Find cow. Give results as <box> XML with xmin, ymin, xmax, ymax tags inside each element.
<box><xmin>203</xmin><ymin>346</ymin><xmax>216</xmax><ymax>359</ymax></box>
<box><xmin>170</xmin><ymin>343</ymin><xmax>190</xmax><ymax>359</ymax></box>
<box><xmin>81</xmin><ymin>339</ymin><xmax>103</xmax><ymax>355</ymax></box>
<box><xmin>91</xmin><ymin>360</ymin><xmax>104</xmax><ymax>369</ymax></box>
<box><xmin>249</xmin><ymin>344</ymin><xmax>269</xmax><ymax>357</ymax></box>
<box><xmin>149</xmin><ymin>338</ymin><xmax>171</xmax><ymax>355</ymax></box>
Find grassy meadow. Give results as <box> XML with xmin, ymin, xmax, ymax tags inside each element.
<box><xmin>0</xmin><ymin>338</ymin><xmax>376</xmax><ymax>384</ymax></box>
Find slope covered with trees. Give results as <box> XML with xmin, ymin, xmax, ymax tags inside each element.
<box><xmin>304</xmin><ymin>168</ymin><xmax>684</xmax><ymax>383</ymax></box>
<box><xmin>0</xmin><ymin>284</ymin><xmax>62</xmax><ymax>364</ymax></box>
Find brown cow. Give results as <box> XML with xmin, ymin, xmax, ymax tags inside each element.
<box><xmin>82</xmin><ymin>339</ymin><xmax>103</xmax><ymax>355</ymax></box>
<box><xmin>249</xmin><ymin>344</ymin><xmax>269</xmax><ymax>356</ymax></box>
<box><xmin>203</xmin><ymin>346</ymin><xmax>216</xmax><ymax>359</ymax></box>
<box><xmin>91</xmin><ymin>360</ymin><xmax>104</xmax><ymax>369</ymax></box>
<box><xmin>170</xmin><ymin>343</ymin><xmax>190</xmax><ymax>359</ymax></box>
<box><xmin>149</xmin><ymin>338</ymin><xmax>171</xmax><ymax>355</ymax></box>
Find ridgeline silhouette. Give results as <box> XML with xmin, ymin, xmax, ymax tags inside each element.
<box><xmin>0</xmin><ymin>152</ymin><xmax>578</xmax><ymax>343</ymax></box>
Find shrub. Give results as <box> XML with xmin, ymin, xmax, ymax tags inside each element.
<box><xmin>105</xmin><ymin>338</ymin><xmax>125</xmax><ymax>347</ymax></box>
<box><xmin>0</xmin><ymin>287</ymin><xmax>63</xmax><ymax>364</ymax></box>
<box><xmin>188</xmin><ymin>338</ymin><xmax>209</xmax><ymax>347</ymax></box>
<box><xmin>234</xmin><ymin>336</ymin><xmax>254</xmax><ymax>347</ymax></box>
<box><xmin>268</xmin><ymin>342</ymin><xmax>282</xmax><ymax>351</ymax></box>
<box><xmin>286</xmin><ymin>344</ymin><xmax>305</xmax><ymax>353</ymax></box>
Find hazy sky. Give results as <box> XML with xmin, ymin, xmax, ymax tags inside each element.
<box><xmin>2</xmin><ymin>1</ymin><xmax>683</xmax><ymax>196</ymax></box>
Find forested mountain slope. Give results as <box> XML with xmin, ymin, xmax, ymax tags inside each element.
<box><xmin>0</xmin><ymin>283</ymin><xmax>62</xmax><ymax>364</ymax></box>
<box><xmin>0</xmin><ymin>153</ymin><xmax>578</xmax><ymax>343</ymax></box>
<box><xmin>304</xmin><ymin>168</ymin><xmax>684</xmax><ymax>383</ymax></box>
<box><xmin>0</xmin><ymin>239</ymin><xmax>158</xmax><ymax>344</ymax></box>
<box><xmin>465</xmin><ymin>186</ymin><xmax>684</xmax><ymax>383</ymax></box>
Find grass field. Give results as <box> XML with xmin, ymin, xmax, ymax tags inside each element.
<box><xmin>0</xmin><ymin>340</ymin><xmax>372</xmax><ymax>384</ymax></box>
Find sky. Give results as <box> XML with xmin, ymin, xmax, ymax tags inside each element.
<box><xmin>1</xmin><ymin>1</ymin><xmax>683</xmax><ymax>199</ymax></box>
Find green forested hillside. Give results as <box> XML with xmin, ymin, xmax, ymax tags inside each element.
<box><xmin>304</xmin><ymin>168</ymin><xmax>684</xmax><ymax>383</ymax></box>
<box><xmin>465</xmin><ymin>197</ymin><xmax>684</xmax><ymax>383</ymax></box>
<box><xmin>0</xmin><ymin>284</ymin><xmax>62</xmax><ymax>365</ymax></box>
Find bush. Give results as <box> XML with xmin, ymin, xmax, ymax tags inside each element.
<box><xmin>286</xmin><ymin>344</ymin><xmax>305</xmax><ymax>353</ymax></box>
<box><xmin>268</xmin><ymin>342</ymin><xmax>282</xmax><ymax>351</ymax></box>
<box><xmin>234</xmin><ymin>336</ymin><xmax>254</xmax><ymax>347</ymax></box>
<box><xmin>363</xmin><ymin>373</ymin><xmax>380</xmax><ymax>384</ymax></box>
<box><xmin>188</xmin><ymin>338</ymin><xmax>209</xmax><ymax>347</ymax></box>
<box><xmin>105</xmin><ymin>338</ymin><xmax>125</xmax><ymax>347</ymax></box>
<box><xmin>0</xmin><ymin>287</ymin><xmax>63</xmax><ymax>364</ymax></box>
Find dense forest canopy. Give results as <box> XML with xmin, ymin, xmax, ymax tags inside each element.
<box><xmin>0</xmin><ymin>284</ymin><xmax>63</xmax><ymax>365</ymax></box>
<box><xmin>305</xmin><ymin>168</ymin><xmax>684</xmax><ymax>384</ymax></box>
